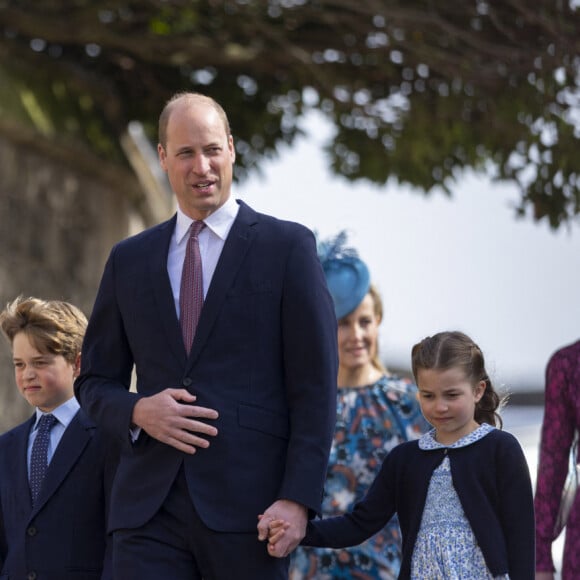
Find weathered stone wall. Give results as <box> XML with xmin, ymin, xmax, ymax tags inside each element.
<box><xmin>0</xmin><ymin>135</ymin><xmax>135</xmax><ymax>431</ymax></box>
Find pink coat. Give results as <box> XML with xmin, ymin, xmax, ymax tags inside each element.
<box><xmin>534</xmin><ymin>339</ymin><xmax>580</xmax><ymax>577</ymax></box>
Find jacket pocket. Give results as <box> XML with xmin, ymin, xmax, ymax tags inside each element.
<box><xmin>238</xmin><ymin>403</ymin><xmax>289</xmax><ymax>440</ymax></box>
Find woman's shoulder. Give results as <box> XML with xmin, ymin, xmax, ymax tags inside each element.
<box><xmin>376</xmin><ymin>374</ymin><xmax>430</xmax><ymax>435</ymax></box>
<box><xmin>377</xmin><ymin>372</ymin><xmax>417</xmax><ymax>394</ymax></box>
<box><xmin>377</xmin><ymin>373</ymin><xmax>419</xmax><ymax>396</ymax></box>
<box><xmin>547</xmin><ymin>338</ymin><xmax>580</xmax><ymax>371</ymax></box>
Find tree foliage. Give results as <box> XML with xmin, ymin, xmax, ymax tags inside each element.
<box><xmin>1</xmin><ymin>0</ymin><xmax>579</xmax><ymax>228</ymax></box>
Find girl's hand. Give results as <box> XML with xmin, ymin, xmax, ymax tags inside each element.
<box><xmin>267</xmin><ymin>518</ymin><xmax>290</xmax><ymax>546</ymax></box>
<box><xmin>257</xmin><ymin>500</ymin><xmax>307</xmax><ymax>558</ymax></box>
<box><xmin>258</xmin><ymin>514</ymin><xmax>291</xmax><ymax>553</ymax></box>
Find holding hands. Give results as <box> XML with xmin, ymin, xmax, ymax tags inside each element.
<box><xmin>265</xmin><ymin>518</ymin><xmax>290</xmax><ymax>554</ymax></box>
<box><xmin>257</xmin><ymin>499</ymin><xmax>306</xmax><ymax>558</ymax></box>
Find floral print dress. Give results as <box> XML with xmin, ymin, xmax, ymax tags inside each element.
<box><xmin>289</xmin><ymin>374</ymin><xmax>429</xmax><ymax>580</ymax></box>
<box><xmin>411</xmin><ymin>424</ymin><xmax>510</xmax><ymax>580</ymax></box>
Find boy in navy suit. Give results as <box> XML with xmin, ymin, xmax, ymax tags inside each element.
<box><xmin>0</xmin><ymin>296</ymin><xmax>117</xmax><ymax>580</ymax></box>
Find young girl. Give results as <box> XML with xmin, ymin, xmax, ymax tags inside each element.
<box><xmin>268</xmin><ymin>331</ymin><xmax>535</xmax><ymax>579</ymax></box>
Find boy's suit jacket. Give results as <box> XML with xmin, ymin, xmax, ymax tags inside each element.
<box><xmin>0</xmin><ymin>410</ymin><xmax>117</xmax><ymax>580</ymax></box>
<box><xmin>76</xmin><ymin>200</ymin><xmax>339</xmax><ymax>533</ymax></box>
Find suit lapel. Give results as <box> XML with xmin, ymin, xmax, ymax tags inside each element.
<box><xmin>31</xmin><ymin>411</ymin><xmax>93</xmax><ymax>514</ymax></box>
<box><xmin>186</xmin><ymin>201</ymin><xmax>258</xmax><ymax>371</ymax></box>
<box><xmin>148</xmin><ymin>215</ymin><xmax>189</xmax><ymax>366</ymax></box>
<box><xmin>9</xmin><ymin>417</ymin><xmax>36</xmax><ymax>509</ymax></box>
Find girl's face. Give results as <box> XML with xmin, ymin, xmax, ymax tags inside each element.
<box><xmin>416</xmin><ymin>366</ymin><xmax>485</xmax><ymax>445</ymax></box>
<box><xmin>12</xmin><ymin>332</ymin><xmax>79</xmax><ymax>413</ymax></box>
<box><xmin>337</xmin><ymin>293</ymin><xmax>380</xmax><ymax>373</ymax></box>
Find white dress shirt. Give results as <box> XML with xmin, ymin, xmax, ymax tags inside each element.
<box><xmin>129</xmin><ymin>196</ymin><xmax>240</xmax><ymax>443</ymax></box>
<box><xmin>28</xmin><ymin>396</ymin><xmax>80</xmax><ymax>473</ymax></box>
<box><xmin>167</xmin><ymin>195</ymin><xmax>240</xmax><ymax>319</ymax></box>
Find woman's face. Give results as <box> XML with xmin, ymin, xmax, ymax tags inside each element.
<box><xmin>337</xmin><ymin>293</ymin><xmax>380</xmax><ymax>373</ymax></box>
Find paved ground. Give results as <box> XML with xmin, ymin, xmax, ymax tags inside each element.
<box><xmin>501</xmin><ymin>404</ymin><xmax>563</xmax><ymax>578</ymax></box>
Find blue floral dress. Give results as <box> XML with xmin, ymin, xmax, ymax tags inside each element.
<box><xmin>289</xmin><ymin>374</ymin><xmax>429</xmax><ymax>580</ymax></box>
<box><xmin>411</xmin><ymin>424</ymin><xmax>510</xmax><ymax>580</ymax></box>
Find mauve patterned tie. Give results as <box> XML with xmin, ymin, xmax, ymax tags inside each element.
<box><xmin>29</xmin><ymin>413</ymin><xmax>58</xmax><ymax>505</ymax></box>
<box><xmin>180</xmin><ymin>220</ymin><xmax>206</xmax><ymax>354</ymax></box>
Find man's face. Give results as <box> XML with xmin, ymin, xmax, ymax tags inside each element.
<box><xmin>158</xmin><ymin>99</ymin><xmax>235</xmax><ymax>220</ymax></box>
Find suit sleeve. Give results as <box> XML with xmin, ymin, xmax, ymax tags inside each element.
<box><xmin>0</xmin><ymin>487</ymin><xmax>6</xmax><ymax>569</ymax></box>
<box><xmin>277</xmin><ymin>228</ymin><xmax>338</xmax><ymax>515</ymax></box>
<box><xmin>74</xmin><ymin>246</ymin><xmax>141</xmax><ymax>443</ymax></box>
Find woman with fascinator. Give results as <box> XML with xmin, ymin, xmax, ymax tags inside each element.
<box><xmin>289</xmin><ymin>233</ymin><xmax>429</xmax><ymax>580</ymax></box>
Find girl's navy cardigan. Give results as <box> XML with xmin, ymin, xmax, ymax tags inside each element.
<box><xmin>303</xmin><ymin>428</ymin><xmax>535</xmax><ymax>579</ymax></box>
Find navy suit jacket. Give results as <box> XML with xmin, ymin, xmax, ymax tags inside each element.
<box><xmin>0</xmin><ymin>410</ymin><xmax>118</xmax><ymax>580</ymax></box>
<box><xmin>75</xmin><ymin>200</ymin><xmax>338</xmax><ymax>533</ymax></box>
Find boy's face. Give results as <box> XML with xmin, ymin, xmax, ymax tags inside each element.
<box><xmin>12</xmin><ymin>332</ymin><xmax>79</xmax><ymax>412</ymax></box>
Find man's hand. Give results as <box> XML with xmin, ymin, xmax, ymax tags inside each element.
<box><xmin>132</xmin><ymin>388</ymin><xmax>218</xmax><ymax>454</ymax></box>
<box><xmin>257</xmin><ymin>499</ymin><xmax>307</xmax><ymax>558</ymax></box>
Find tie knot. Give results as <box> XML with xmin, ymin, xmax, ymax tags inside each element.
<box><xmin>37</xmin><ymin>414</ymin><xmax>58</xmax><ymax>433</ymax></box>
<box><xmin>189</xmin><ymin>220</ymin><xmax>206</xmax><ymax>239</ymax></box>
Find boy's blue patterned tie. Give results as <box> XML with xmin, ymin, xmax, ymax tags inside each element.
<box><xmin>29</xmin><ymin>413</ymin><xmax>58</xmax><ymax>505</ymax></box>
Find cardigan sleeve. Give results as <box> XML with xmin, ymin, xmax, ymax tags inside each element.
<box><xmin>496</xmin><ymin>432</ymin><xmax>536</xmax><ymax>579</ymax></box>
<box><xmin>303</xmin><ymin>447</ymin><xmax>398</xmax><ymax>548</ymax></box>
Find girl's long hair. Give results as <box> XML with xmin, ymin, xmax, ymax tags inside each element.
<box><xmin>411</xmin><ymin>330</ymin><xmax>504</xmax><ymax>428</ymax></box>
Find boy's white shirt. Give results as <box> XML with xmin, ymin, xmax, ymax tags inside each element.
<box><xmin>28</xmin><ymin>396</ymin><xmax>80</xmax><ymax>469</ymax></box>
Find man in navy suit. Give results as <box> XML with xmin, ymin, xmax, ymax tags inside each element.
<box><xmin>0</xmin><ymin>296</ymin><xmax>117</xmax><ymax>580</ymax></box>
<box><xmin>75</xmin><ymin>92</ymin><xmax>338</xmax><ymax>579</ymax></box>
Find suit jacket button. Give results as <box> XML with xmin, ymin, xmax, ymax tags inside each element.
<box><xmin>183</xmin><ymin>378</ymin><xmax>193</xmax><ymax>387</ymax></box>
<box><xmin>27</xmin><ymin>572</ymin><xmax>38</xmax><ymax>580</ymax></box>
<box><xmin>26</xmin><ymin>526</ymin><xmax>37</xmax><ymax>536</ymax></box>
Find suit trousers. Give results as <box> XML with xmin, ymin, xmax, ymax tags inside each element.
<box><xmin>112</xmin><ymin>465</ymin><xmax>289</xmax><ymax>580</ymax></box>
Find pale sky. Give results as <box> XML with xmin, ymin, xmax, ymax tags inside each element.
<box><xmin>238</xmin><ymin>113</ymin><xmax>580</xmax><ymax>394</ymax></box>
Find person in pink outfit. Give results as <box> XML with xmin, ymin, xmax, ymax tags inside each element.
<box><xmin>535</xmin><ymin>339</ymin><xmax>580</xmax><ymax>579</ymax></box>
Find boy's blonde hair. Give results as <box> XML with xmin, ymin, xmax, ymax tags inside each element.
<box><xmin>0</xmin><ymin>296</ymin><xmax>87</xmax><ymax>364</ymax></box>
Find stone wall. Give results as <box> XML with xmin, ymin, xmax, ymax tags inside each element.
<box><xmin>0</xmin><ymin>135</ymin><xmax>136</xmax><ymax>431</ymax></box>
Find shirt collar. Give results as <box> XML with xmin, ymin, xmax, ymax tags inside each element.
<box><xmin>418</xmin><ymin>422</ymin><xmax>494</xmax><ymax>450</ymax></box>
<box><xmin>35</xmin><ymin>396</ymin><xmax>80</xmax><ymax>430</ymax></box>
<box><xmin>175</xmin><ymin>195</ymin><xmax>239</xmax><ymax>244</ymax></box>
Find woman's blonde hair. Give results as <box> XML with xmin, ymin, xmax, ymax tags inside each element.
<box><xmin>367</xmin><ymin>284</ymin><xmax>387</xmax><ymax>374</ymax></box>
